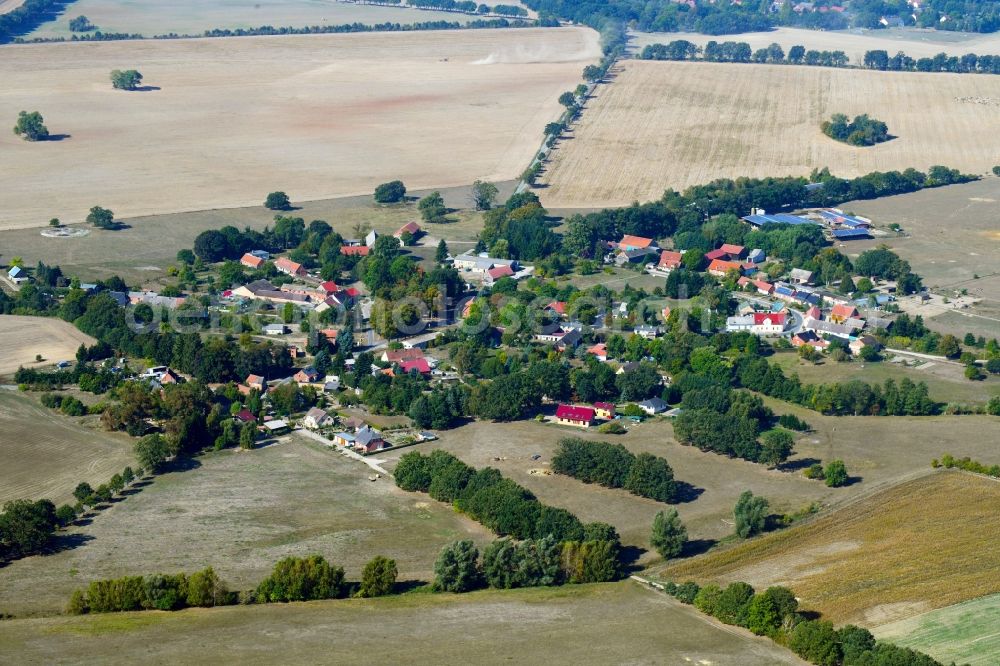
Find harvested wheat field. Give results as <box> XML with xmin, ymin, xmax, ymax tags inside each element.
<box><xmin>660</xmin><ymin>471</ymin><xmax>1000</xmax><ymax>628</ymax></box>
<box><xmin>0</xmin><ymin>391</ymin><xmax>134</xmax><ymax>506</ymax></box>
<box><xmin>540</xmin><ymin>60</ymin><xmax>1000</xmax><ymax>208</ymax></box>
<box><xmin>0</xmin><ymin>27</ymin><xmax>599</xmax><ymax>230</ymax></box>
<box><xmin>0</xmin><ymin>314</ymin><xmax>96</xmax><ymax>377</ymax></box>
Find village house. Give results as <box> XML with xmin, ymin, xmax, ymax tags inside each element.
<box><xmin>752</xmin><ymin>279</ymin><xmax>774</xmax><ymax>295</ymax></box>
<box><xmin>555</xmin><ymin>404</ymin><xmax>595</xmax><ymax>428</ymax></box>
<box><xmin>233</xmin><ymin>280</ymin><xmax>312</xmax><ymax>306</ymax></box>
<box><xmin>453</xmin><ymin>251</ymin><xmax>519</xmax><ymax>277</ymax></box>
<box><xmin>129</xmin><ymin>291</ymin><xmax>187</xmax><ymax>308</ymax></box>
<box><xmin>263</xmin><ymin>323</ymin><xmax>287</xmax><ymax>336</ymax></box>
<box><xmin>617</xmin><ymin>235</ymin><xmax>656</xmax><ymax>252</ymax></box>
<box><xmin>586</xmin><ymin>342</ymin><xmax>608</xmax><ymax>362</ymax></box>
<box><xmin>747</xmin><ymin>248</ymin><xmax>766</xmax><ymax>264</ymax></box>
<box><xmin>293</xmin><ymin>366</ymin><xmax>320</xmax><ymax>384</ymax></box>
<box><xmin>340</xmin><ymin>245</ymin><xmax>370</xmax><ymax>257</ymax></box>
<box><xmin>849</xmin><ymin>335</ymin><xmax>880</xmax><ymax>355</ymax></box>
<box><xmin>708</xmin><ymin>259</ymin><xmax>743</xmax><ymax>277</ymax></box>
<box><xmin>726</xmin><ymin>312</ymin><xmax>787</xmax><ymax>335</ymax></box>
<box><xmin>245</xmin><ymin>374</ymin><xmax>266</xmax><ymax>392</ymax></box>
<box><xmin>829</xmin><ymin>304</ymin><xmax>860</xmax><ymax>324</ymax></box>
<box><xmin>382</xmin><ymin>348</ymin><xmax>425</xmax><ymax>364</ymax></box>
<box><xmin>333</xmin><ymin>431</ymin><xmax>356</xmax><ymax>447</ymax></box>
<box><xmin>534</xmin><ymin>326</ymin><xmax>581</xmax><ymax>350</ymax></box>
<box><xmin>397</xmin><ymin>358</ymin><xmax>432</xmax><ymax>375</ymax></box>
<box><xmin>791</xmin><ymin>329</ymin><xmax>829</xmax><ymax>351</ymax></box>
<box><xmin>354</xmin><ymin>426</ymin><xmax>387</xmax><ymax>453</ymax></box>
<box><xmin>235</xmin><ymin>408</ymin><xmax>257</xmax><ymax>425</ymax></box>
<box><xmin>611</xmin><ymin>246</ymin><xmax>659</xmax><ymax>266</ymax></box>
<box><xmin>365</xmin><ymin>229</ymin><xmax>379</xmax><ymax>247</ymax></box>
<box><xmin>593</xmin><ymin>401</ymin><xmax>616</xmax><ymax>420</ymax></box>
<box><xmin>7</xmin><ymin>265</ymin><xmax>29</xmax><ymax>284</ymax></box>
<box><xmin>634</xmin><ymin>324</ymin><xmax>662</xmax><ymax>340</ymax></box>
<box><xmin>638</xmin><ymin>397</ymin><xmax>668</xmax><ymax>415</ymax></box>
<box><xmin>240</xmin><ymin>253</ymin><xmax>265</xmax><ymax>270</ymax></box>
<box><xmin>719</xmin><ymin>243</ymin><xmax>745</xmax><ymax>259</ymax></box>
<box><xmin>274</xmin><ymin>257</ymin><xmax>306</xmax><ymax>277</ymax></box>
<box><xmin>485</xmin><ymin>265</ymin><xmax>515</xmax><ymax>285</ymax></box>
<box><xmin>302</xmin><ymin>406</ymin><xmax>335</xmax><ymax>430</ymax></box>
<box><xmin>789</xmin><ymin>268</ymin><xmax>815</xmax><ymax>285</ymax></box>
<box><xmin>658</xmin><ymin>250</ymin><xmax>683</xmax><ymax>271</ymax></box>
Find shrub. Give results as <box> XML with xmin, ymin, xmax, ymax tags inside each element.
<box><xmin>13</xmin><ymin>110</ymin><xmax>48</xmax><ymax>141</ymax></box>
<box><xmin>823</xmin><ymin>459</ymin><xmax>849</xmax><ymax>487</ymax></box>
<box><xmin>357</xmin><ymin>556</ymin><xmax>398</xmax><ymax>598</ymax></box>
<box><xmin>804</xmin><ymin>463</ymin><xmax>825</xmax><ymax>480</ymax></box>
<box><xmin>733</xmin><ymin>490</ymin><xmax>768</xmax><ymax>538</ymax></box>
<box><xmin>777</xmin><ymin>413</ymin><xmax>810</xmax><ymax>431</ymax></box>
<box><xmin>254</xmin><ymin>555</ymin><xmax>346</xmax><ymax>603</ymax></box>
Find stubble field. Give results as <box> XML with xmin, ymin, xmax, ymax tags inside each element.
<box><xmin>0</xmin><ymin>434</ymin><xmax>492</xmax><ymax>617</ymax></box>
<box><xmin>0</xmin><ymin>582</ymin><xmax>805</xmax><ymax>665</ymax></box>
<box><xmin>539</xmin><ymin>60</ymin><xmax>1000</xmax><ymax>208</ymax></box>
<box><xmin>0</xmin><ymin>391</ymin><xmax>135</xmax><ymax>506</ymax></box>
<box><xmin>0</xmin><ymin>27</ymin><xmax>598</xmax><ymax>230</ymax></box>
<box><xmin>0</xmin><ymin>314</ymin><xmax>96</xmax><ymax>377</ymax></box>
<box><xmin>659</xmin><ymin>472</ymin><xmax>1000</xmax><ymax>637</ymax></box>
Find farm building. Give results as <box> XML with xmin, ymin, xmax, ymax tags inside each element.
<box><xmin>262</xmin><ymin>419</ymin><xmax>290</xmax><ymax>436</ymax></box>
<box><xmin>747</xmin><ymin>249</ymin><xmax>766</xmax><ymax>264</ymax></box>
<box><xmin>365</xmin><ymin>230</ymin><xmax>379</xmax><ymax>247</ymax></box>
<box><xmin>815</xmin><ymin>209</ymin><xmax>871</xmax><ymax>229</ymax></box>
<box><xmin>263</xmin><ymin>324</ymin><xmax>287</xmax><ymax>336</ymax></box>
<box><xmin>831</xmin><ymin>228</ymin><xmax>872</xmax><ymax>240</ymax></box>
<box><xmin>382</xmin><ymin>348</ymin><xmax>425</xmax><ymax>364</ymax></box>
<box><xmin>719</xmin><ymin>243</ymin><xmax>745</xmax><ymax>258</ymax></box>
<box><xmin>453</xmin><ymin>251</ymin><xmax>518</xmax><ymax>277</ymax></box>
<box><xmin>486</xmin><ymin>265</ymin><xmax>515</xmax><ymax>284</ymax></box>
<box><xmin>341</xmin><ymin>245</ymin><xmax>370</xmax><ymax>257</ymax></box>
<box><xmin>555</xmin><ymin>404</ymin><xmax>595</xmax><ymax>428</ymax></box>
<box><xmin>333</xmin><ymin>432</ymin><xmax>356</xmax><ymax>447</ymax></box>
<box><xmin>726</xmin><ymin>312</ymin><xmax>787</xmax><ymax>335</ymax></box>
<box><xmin>789</xmin><ymin>268</ymin><xmax>815</xmax><ymax>285</ymax></box>
<box><xmin>393</xmin><ymin>221</ymin><xmax>422</xmax><ymax>240</ymax></box>
<box><xmin>240</xmin><ymin>253</ymin><xmax>265</xmax><ymax>269</ymax></box>
<box><xmin>708</xmin><ymin>259</ymin><xmax>742</xmax><ymax>277</ymax></box>
<box><xmin>617</xmin><ymin>235</ymin><xmax>656</xmax><ymax>252</ymax></box>
<box><xmin>742</xmin><ymin>212</ymin><xmax>819</xmax><ymax>228</ymax></box>
<box><xmin>274</xmin><ymin>257</ymin><xmax>306</xmax><ymax>277</ymax></box>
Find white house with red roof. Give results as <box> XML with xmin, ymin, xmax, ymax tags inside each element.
<box><xmin>586</xmin><ymin>342</ymin><xmax>608</xmax><ymax>362</ymax></box>
<box><xmin>240</xmin><ymin>253</ymin><xmax>265</xmax><ymax>270</ymax></box>
<box><xmin>708</xmin><ymin>259</ymin><xmax>743</xmax><ymax>277</ymax></box>
<box><xmin>555</xmin><ymin>404</ymin><xmax>595</xmax><ymax>428</ymax></box>
<box><xmin>658</xmin><ymin>250</ymin><xmax>683</xmax><ymax>271</ymax></box>
<box><xmin>393</xmin><ymin>221</ymin><xmax>422</xmax><ymax>240</ymax></box>
<box><xmin>274</xmin><ymin>257</ymin><xmax>306</xmax><ymax>277</ymax></box>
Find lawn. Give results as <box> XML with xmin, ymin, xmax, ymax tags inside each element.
<box><xmin>0</xmin><ymin>581</ymin><xmax>804</xmax><ymax>664</ymax></box>
<box><xmin>0</xmin><ymin>434</ymin><xmax>491</xmax><ymax>617</ymax></box>
<box><xmin>659</xmin><ymin>471</ymin><xmax>1000</xmax><ymax>627</ymax></box>
<box><xmin>874</xmin><ymin>592</ymin><xmax>1000</xmax><ymax>666</ymax></box>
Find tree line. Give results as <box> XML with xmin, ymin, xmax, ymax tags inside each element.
<box><xmin>641</xmin><ymin>40</ymin><xmax>848</xmax><ymax>68</ymax></box>
<box><xmin>933</xmin><ymin>454</ymin><xmax>1000</xmax><ymax>478</ymax></box>
<box><xmin>658</xmin><ymin>579</ymin><xmax>943</xmax><ymax>666</ymax></box>
<box><xmin>552</xmin><ymin>437</ymin><xmax>679</xmax><ymax>503</ymax></box>
<box><xmin>864</xmin><ymin>47</ymin><xmax>1000</xmax><ymax>74</ymax></box>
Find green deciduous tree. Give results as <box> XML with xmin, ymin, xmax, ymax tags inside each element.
<box><xmin>373</xmin><ymin>180</ymin><xmax>406</xmax><ymax>203</ymax></box>
<box><xmin>418</xmin><ymin>191</ymin><xmax>447</xmax><ymax>223</ymax></box>
<box><xmin>264</xmin><ymin>191</ymin><xmax>291</xmax><ymax>211</ymax></box>
<box><xmin>433</xmin><ymin>540</ymin><xmax>480</xmax><ymax>592</ymax></box>
<box><xmin>650</xmin><ymin>508</ymin><xmax>687</xmax><ymax>560</ymax></box>
<box><xmin>471</xmin><ymin>180</ymin><xmax>499</xmax><ymax>211</ymax></box>
<box><xmin>86</xmin><ymin>206</ymin><xmax>115</xmax><ymax>229</ymax></box>
<box><xmin>733</xmin><ymin>490</ymin><xmax>768</xmax><ymax>538</ymax></box>
<box><xmin>823</xmin><ymin>459</ymin><xmax>849</xmax><ymax>487</ymax></box>
<box><xmin>110</xmin><ymin>69</ymin><xmax>143</xmax><ymax>91</ymax></box>
<box><xmin>13</xmin><ymin>111</ymin><xmax>48</xmax><ymax>141</ymax></box>
<box><xmin>134</xmin><ymin>434</ymin><xmax>170</xmax><ymax>474</ymax></box>
<box><xmin>357</xmin><ymin>556</ymin><xmax>398</xmax><ymax>598</ymax></box>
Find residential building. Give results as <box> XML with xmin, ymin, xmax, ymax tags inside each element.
<box><xmin>240</xmin><ymin>253</ymin><xmax>265</xmax><ymax>270</ymax></box>
<box><xmin>382</xmin><ymin>348</ymin><xmax>425</xmax><ymax>364</ymax></box>
<box><xmin>263</xmin><ymin>323</ymin><xmax>287</xmax><ymax>336</ymax></box>
<box><xmin>658</xmin><ymin>250</ymin><xmax>683</xmax><ymax>271</ymax></box>
<box><xmin>752</xmin><ymin>279</ymin><xmax>774</xmax><ymax>295</ymax></box>
<box><xmin>534</xmin><ymin>327</ymin><xmax>581</xmax><ymax>350</ymax></box>
<box><xmin>245</xmin><ymin>374</ymin><xmax>266</xmax><ymax>392</ymax></box>
<box><xmin>294</xmin><ymin>366</ymin><xmax>320</xmax><ymax>384</ymax></box>
<box><xmin>235</xmin><ymin>408</ymin><xmax>257</xmax><ymax>424</ymax></box>
<box><xmin>720</xmin><ymin>243</ymin><xmax>745</xmax><ymax>259</ymax></box>
<box><xmin>638</xmin><ymin>397</ymin><xmax>668</xmax><ymax>415</ymax></box>
<box><xmin>486</xmin><ymin>265</ymin><xmax>515</xmax><ymax>284</ymax></box>
<box><xmin>555</xmin><ymin>404</ymin><xmax>595</xmax><ymax>428</ymax></box>
<box><xmin>634</xmin><ymin>324</ymin><xmax>661</xmax><ymax>339</ymax></box>
<box><xmin>708</xmin><ymin>259</ymin><xmax>742</xmax><ymax>277</ymax></box>
<box><xmin>274</xmin><ymin>257</ymin><xmax>306</xmax><ymax>277</ymax></box>
<box><xmin>791</xmin><ymin>329</ymin><xmax>829</xmax><ymax>350</ymax></box>
<box><xmin>586</xmin><ymin>343</ymin><xmax>608</xmax><ymax>362</ymax></box>
<box><xmin>830</xmin><ymin>304</ymin><xmax>860</xmax><ymax>323</ymax></box>
<box><xmin>129</xmin><ymin>291</ymin><xmax>187</xmax><ymax>308</ymax></box>
<box><xmin>393</xmin><ymin>221</ymin><xmax>422</xmax><ymax>240</ymax></box>
<box><xmin>618</xmin><ymin>235</ymin><xmax>655</xmax><ymax>252</ymax></box>
<box><xmin>397</xmin><ymin>358</ymin><xmax>432</xmax><ymax>375</ymax></box>
<box><xmin>453</xmin><ymin>251</ymin><xmax>518</xmax><ymax>277</ymax></box>
<box><xmin>354</xmin><ymin>426</ymin><xmax>387</xmax><ymax>453</ymax></box>
<box><xmin>789</xmin><ymin>268</ymin><xmax>815</xmax><ymax>285</ymax></box>
<box><xmin>262</xmin><ymin>419</ymin><xmax>290</xmax><ymax>436</ymax></box>
<box><xmin>302</xmin><ymin>407</ymin><xmax>335</xmax><ymax>430</ymax></box>
<box><xmin>333</xmin><ymin>432</ymin><xmax>356</xmax><ymax>447</ymax></box>
<box><xmin>341</xmin><ymin>246</ymin><xmax>370</xmax><ymax>257</ymax></box>
<box><xmin>593</xmin><ymin>402</ymin><xmax>615</xmax><ymax>420</ymax></box>
<box><xmin>612</xmin><ymin>246</ymin><xmax>659</xmax><ymax>266</ymax></box>
<box><xmin>7</xmin><ymin>265</ymin><xmax>28</xmax><ymax>284</ymax></box>
<box><xmin>726</xmin><ymin>312</ymin><xmax>786</xmax><ymax>335</ymax></box>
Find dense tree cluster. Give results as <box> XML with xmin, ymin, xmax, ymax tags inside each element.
<box><xmin>672</xmin><ymin>375</ymin><xmax>775</xmax><ymax>463</ymax></box>
<box><xmin>662</xmin><ymin>579</ymin><xmax>943</xmax><ymax>665</ymax></box>
<box><xmin>396</xmin><ymin>450</ymin><xmax>596</xmax><ymax>542</ymax></box>
<box><xmin>552</xmin><ymin>437</ymin><xmax>678</xmax><ymax>502</ymax></box>
<box><xmin>0</xmin><ymin>499</ymin><xmax>58</xmax><ymax>561</ymax></box>
<box><xmin>641</xmin><ymin>40</ymin><xmax>847</xmax><ymax>68</ymax></box>
<box><xmin>254</xmin><ymin>555</ymin><xmax>346</xmax><ymax>603</ymax></box>
<box><xmin>68</xmin><ymin>567</ymin><xmax>231</xmax><ymax>613</ymax></box>
<box><xmin>821</xmin><ymin>114</ymin><xmax>889</xmax><ymax>146</ymax></box>
<box><xmin>480</xmin><ymin>192</ymin><xmax>560</xmax><ymax>261</ymax></box>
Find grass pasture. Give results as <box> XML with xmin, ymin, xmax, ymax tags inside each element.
<box><xmin>874</xmin><ymin>592</ymin><xmax>1000</xmax><ymax>666</ymax></box>
<box><xmin>0</xmin><ymin>582</ymin><xmax>804</xmax><ymax>664</ymax></box>
<box><xmin>0</xmin><ymin>391</ymin><xmax>134</xmax><ymax>506</ymax></box>
<box><xmin>769</xmin><ymin>350</ymin><xmax>1000</xmax><ymax>405</ymax></box>
<box><xmin>0</xmin><ymin>27</ymin><xmax>598</xmax><ymax>230</ymax></box>
<box><xmin>0</xmin><ymin>183</ymin><xmax>497</xmax><ymax>284</ymax></box>
<box><xmin>539</xmin><ymin>60</ymin><xmax>1000</xmax><ymax>208</ymax></box>
<box><xmin>660</xmin><ymin>472</ymin><xmax>1000</xmax><ymax>627</ymax></box>
<box><xmin>27</xmin><ymin>0</ymin><xmax>484</xmax><ymax>40</ymax></box>
<box><xmin>0</xmin><ymin>314</ymin><xmax>96</xmax><ymax>377</ymax></box>
<box><xmin>0</xmin><ymin>434</ymin><xmax>491</xmax><ymax>617</ymax></box>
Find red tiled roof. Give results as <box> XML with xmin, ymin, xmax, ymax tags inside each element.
<box><xmin>319</xmin><ymin>281</ymin><xmax>340</xmax><ymax>294</ymax></box>
<box><xmin>593</xmin><ymin>401</ymin><xmax>615</xmax><ymax>411</ymax></box>
<box><xmin>395</xmin><ymin>221</ymin><xmax>422</xmax><ymax>236</ymax></box>
<box><xmin>753</xmin><ymin>279</ymin><xmax>773</xmax><ymax>292</ymax></box>
<box><xmin>658</xmin><ymin>250</ymin><xmax>683</xmax><ymax>268</ymax></box>
<box><xmin>385</xmin><ymin>348</ymin><xmax>424</xmax><ymax>363</ymax></box>
<box><xmin>399</xmin><ymin>358</ymin><xmax>432</xmax><ymax>374</ymax></box>
<box><xmin>488</xmin><ymin>265</ymin><xmax>515</xmax><ymax>279</ymax></box>
<box><xmin>546</xmin><ymin>301</ymin><xmax>567</xmax><ymax>314</ymax></box>
<box><xmin>241</xmin><ymin>253</ymin><xmax>265</xmax><ymax>268</ymax></box>
<box><xmin>708</xmin><ymin>259</ymin><xmax>742</xmax><ymax>274</ymax></box>
<box><xmin>720</xmin><ymin>243</ymin><xmax>745</xmax><ymax>256</ymax></box>
<box><xmin>274</xmin><ymin>257</ymin><xmax>303</xmax><ymax>274</ymax></box>
<box><xmin>831</xmin><ymin>304</ymin><xmax>859</xmax><ymax>319</ymax></box>
<box><xmin>753</xmin><ymin>312</ymin><xmax>786</xmax><ymax>325</ymax></box>
<box><xmin>704</xmin><ymin>249</ymin><xmax>728</xmax><ymax>261</ymax></box>
<box><xmin>619</xmin><ymin>235</ymin><xmax>654</xmax><ymax>249</ymax></box>
<box><xmin>341</xmin><ymin>246</ymin><xmax>370</xmax><ymax>257</ymax></box>
<box><xmin>555</xmin><ymin>404</ymin><xmax>595</xmax><ymax>421</ymax></box>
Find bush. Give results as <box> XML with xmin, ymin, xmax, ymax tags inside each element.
<box><xmin>357</xmin><ymin>556</ymin><xmax>397</xmax><ymax>598</ymax></box>
<box><xmin>110</xmin><ymin>69</ymin><xmax>143</xmax><ymax>91</ymax></box>
<box><xmin>373</xmin><ymin>180</ymin><xmax>406</xmax><ymax>203</ymax></box>
<box><xmin>804</xmin><ymin>463</ymin><xmax>825</xmax><ymax>480</ymax></box>
<box><xmin>733</xmin><ymin>490</ymin><xmax>768</xmax><ymax>538</ymax></box>
<box><xmin>777</xmin><ymin>413</ymin><xmax>810</xmax><ymax>431</ymax></box>
<box><xmin>254</xmin><ymin>555</ymin><xmax>346</xmax><ymax>603</ymax></box>
<box><xmin>597</xmin><ymin>420</ymin><xmax>627</xmax><ymax>434</ymax></box>
<box><xmin>821</xmin><ymin>113</ymin><xmax>889</xmax><ymax>146</ymax></box>
<box><xmin>823</xmin><ymin>459</ymin><xmax>849</xmax><ymax>487</ymax></box>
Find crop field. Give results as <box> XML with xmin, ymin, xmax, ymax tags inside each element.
<box><xmin>379</xmin><ymin>413</ymin><xmax>1000</xmax><ymax>564</ymax></box>
<box><xmin>0</xmin><ymin>183</ymin><xmax>499</xmax><ymax>283</ymax></box>
<box><xmin>0</xmin><ymin>582</ymin><xmax>805</xmax><ymax>664</ymax></box>
<box><xmin>769</xmin><ymin>351</ymin><xmax>1000</xmax><ymax>406</ymax></box>
<box><xmin>0</xmin><ymin>391</ymin><xmax>135</xmax><ymax>506</ymax></box>
<box><xmin>539</xmin><ymin>61</ymin><xmax>1000</xmax><ymax>208</ymax></box>
<box><xmin>660</xmin><ymin>472</ymin><xmax>1000</xmax><ymax>629</ymax></box>
<box><xmin>0</xmin><ymin>314</ymin><xmax>96</xmax><ymax>377</ymax></box>
<box><xmin>874</xmin><ymin>592</ymin><xmax>1000</xmax><ymax>666</ymax></box>
<box><xmin>27</xmin><ymin>0</ymin><xmax>482</xmax><ymax>40</ymax></box>
<box><xmin>629</xmin><ymin>26</ymin><xmax>1000</xmax><ymax>67</ymax></box>
<box><xmin>0</xmin><ymin>27</ymin><xmax>599</xmax><ymax>230</ymax></box>
<box><xmin>0</xmin><ymin>435</ymin><xmax>492</xmax><ymax>616</ymax></box>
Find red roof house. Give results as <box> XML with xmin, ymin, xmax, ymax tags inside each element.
<box><xmin>720</xmin><ymin>243</ymin><xmax>746</xmax><ymax>258</ymax></box>
<box><xmin>619</xmin><ymin>235</ymin><xmax>654</xmax><ymax>251</ymax></box>
<box><xmin>487</xmin><ymin>265</ymin><xmax>515</xmax><ymax>282</ymax></box>
<box><xmin>704</xmin><ymin>248</ymin><xmax>728</xmax><ymax>262</ymax></box>
<box><xmin>658</xmin><ymin>250</ymin><xmax>683</xmax><ymax>270</ymax></box>
<box><xmin>752</xmin><ymin>279</ymin><xmax>774</xmax><ymax>295</ymax></box>
<box><xmin>341</xmin><ymin>246</ymin><xmax>370</xmax><ymax>257</ymax></box>
<box><xmin>274</xmin><ymin>257</ymin><xmax>305</xmax><ymax>277</ymax></box>
<box><xmin>546</xmin><ymin>301</ymin><xmax>567</xmax><ymax>315</ymax></box>
<box><xmin>708</xmin><ymin>259</ymin><xmax>743</xmax><ymax>277</ymax></box>
<box><xmin>383</xmin><ymin>348</ymin><xmax>425</xmax><ymax>363</ymax></box>
<box><xmin>592</xmin><ymin>401</ymin><xmax>615</xmax><ymax>420</ymax></box>
<box><xmin>398</xmin><ymin>358</ymin><xmax>432</xmax><ymax>375</ymax></box>
<box><xmin>394</xmin><ymin>221</ymin><xmax>422</xmax><ymax>239</ymax></box>
<box><xmin>555</xmin><ymin>404</ymin><xmax>595</xmax><ymax>428</ymax></box>
<box><xmin>830</xmin><ymin>304</ymin><xmax>860</xmax><ymax>323</ymax></box>
<box><xmin>240</xmin><ymin>253</ymin><xmax>265</xmax><ymax>269</ymax></box>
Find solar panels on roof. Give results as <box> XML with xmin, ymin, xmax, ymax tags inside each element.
<box><xmin>817</xmin><ymin>210</ymin><xmax>870</xmax><ymax>228</ymax></box>
<box><xmin>742</xmin><ymin>213</ymin><xmax>818</xmax><ymax>227</ymax></box>
<box><xmin>832</xmin><ymin>228</ymin><xmax>871</xmax><ymax>239</ymax></box>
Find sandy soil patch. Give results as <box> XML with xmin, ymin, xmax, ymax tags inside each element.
<box><xmin>0</xmin><ymin>314</ymin><xmax>96</xmax><ymax>376</ymax></box>
<box><xmin>0</xmin><ymin>27</ymin><xmax>599</xmax><ymax>230</ymax></box>
<box><xmin>539</xmin><ymin>60</ymin><xmax>1000</xmax><ymax>208</ymax></box>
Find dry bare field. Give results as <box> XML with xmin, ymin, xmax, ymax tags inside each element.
<box><xmin>27</xmin><ymin>0</ymin><xmax>483</xmax><ymax>39</ymax></box>
<box><xmin>0</xmin><ymin>391</ymin><xmax>135</xmax><ymax>506</ymax></box>
<box><xmin>0</xmin><ymin>0</ymin><xmax>24</xmax><ymax>14</ymax></box>
<box><xmin>539</xmin><ymin>60</ymin><xmax>1000</xmax><ymax>208</ymax></box>
<box><xmin>0</xmin><ymin>27</ymin><xmax>599</xmax><ymax>230</ymax></box>
<box><xmin>661</xmin><ymin>472</ymin><xmax>1000</xmax><ymax>629</ymax></box>
<box><xmin>0</xmin><ymin>314</ymin><xmax>96</xmax><ymax>376</ymax></box>
<box><xmin>629</xmin><ymin>26</ymin><xmax>1000</xmax><ymax>65</ymax></box>
<box><xmin>0</xmin><ymin>582</ymin><xmax>805</xmax><ymax>665</ymax></box>
<box><xmin>0</xmin><ymin>434</ymin><xmax>492</xmax><ymax>616</ymax></box>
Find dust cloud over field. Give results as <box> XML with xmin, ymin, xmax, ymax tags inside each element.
<box><xmin>0</xmin><ymin>27</ymin><xmax>599</xmax><ymax>230</ymax></box>
<box><xmin>539</xmin><ymin>60</ymin><xmax>1000</xmax><ymax>208</ymax></box>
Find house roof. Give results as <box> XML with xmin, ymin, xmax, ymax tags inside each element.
<box><xmin>831</xmin><ymin>304</ymin><xmax>859</xmax><ymax>319</ymax></box>
<box><xmin>8</xmin><ymin>265</ymin><xmax>23</xmax><ymax>277</ymax></box>
<box><xmin>720</xmin><ymin>243</ymin><xmax>744</xmax><ymax>256</ymax></box>
<box><xmin>704</xmin><ymin>248</ymin><xmax>728</xmax><ymax>261</ymax></box>
<box><xmin>753</xmin><ymin>312</ymin><xmax>786</xmax><ymax>325</ymax></box>
<box><xmin>235</xmin><ymin>408</ymin><xmax>256</xmax><ymax>423</ymax></box>
<box><xmin>487</xmin><ymin>265</ymin><xmax>515</xmax><ymax>280</ymax></box>
<box><xmin>708</xmin><ymin>259</ymin><xmax>742</xmax><ymax>274</ymax></box>
<box><xmin>640</xmin><ymin>397</ymin><xmax>667</xmax><ymax>410</ymax></box>
<box><xmin>305</xmin><ymin>406</ymin><xmax>329</xmax><ymax>421</ymax></box>
<box><xmin>341</xmin><ymin>246</ymin><xmax>370</xmax><ymax>257</ymax></box>
<box><xmin>546</xmin><ymin>301</ymin><xmax>567</xmax><ymax>315</ymax></box>
<box><xmin>246</xmin><ymin>374</ymin><xmax>265</xmax><ymax>386</ymax></box>
<box><xmin>555</xmin><ymin>404</ymin><xmax>595</xmax><ymax>421</ymax></box>
<box><xmin>319</xmin><ymin>281</ymin><xmax>340</xmax><ymax>294</ymax></box>
<box><xmin>658</xmin><ymin>250</ymin><xmax>683</xmax><ymax>267</ymax></box>
<box><xmin>385</xmin><ymin>348</ymin><xmax>424</xmax><ymax>363</ymax></box>
<box><xmin>752</xmin><ymin>279</ymin><xmax>773</xmax><ymax>292</ymax></box>
<box><xmin>395</xmin><ymin>221</ymin><xmax>421</xmax><ymax>236</ymax></box>
<box><xmin>344</xmin><ymin>287</ymin><xmax>361</xmax><ymax>298</ymax></box>
<box><xmin>274</xmin><ymin>257</ymin><xmax>303</xmax><ymax>274</ymax></box>
<box><xmin>399</xmin><ymin>358</ymin><xmax>432</xmax><ymax>374</ymax></box>
<box><xmin>355</xmin><ymin>425</ymin><xmax>383</xmax><ymax>445</ymax></box>
<box><xmin>241</xmin><ymin>253</ymin><xmax>265</xmax><ymax>268</ymax></box>
<box><xmin>619</xmin><ymin>235</ymin><xmax>653</xmax><ymax>249</ymax></box>
<box><xmin>790</xmin><ymin>268</ymin><xmax>814</xmax><ymax>281</ymax></box>
<box><xmin>263</xmin><ymin>419</ymin><xmax>289</xmax><ymax>431</ymax></box>
<box><xmin>587</xmin><ymin>343</ymin><xmax>607</xmax><ymax>356</ymax></box>
<box><xmin>593</xmin><ymin>401</ymin><xmax>615</xmax><ymax>411</ymax></box>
